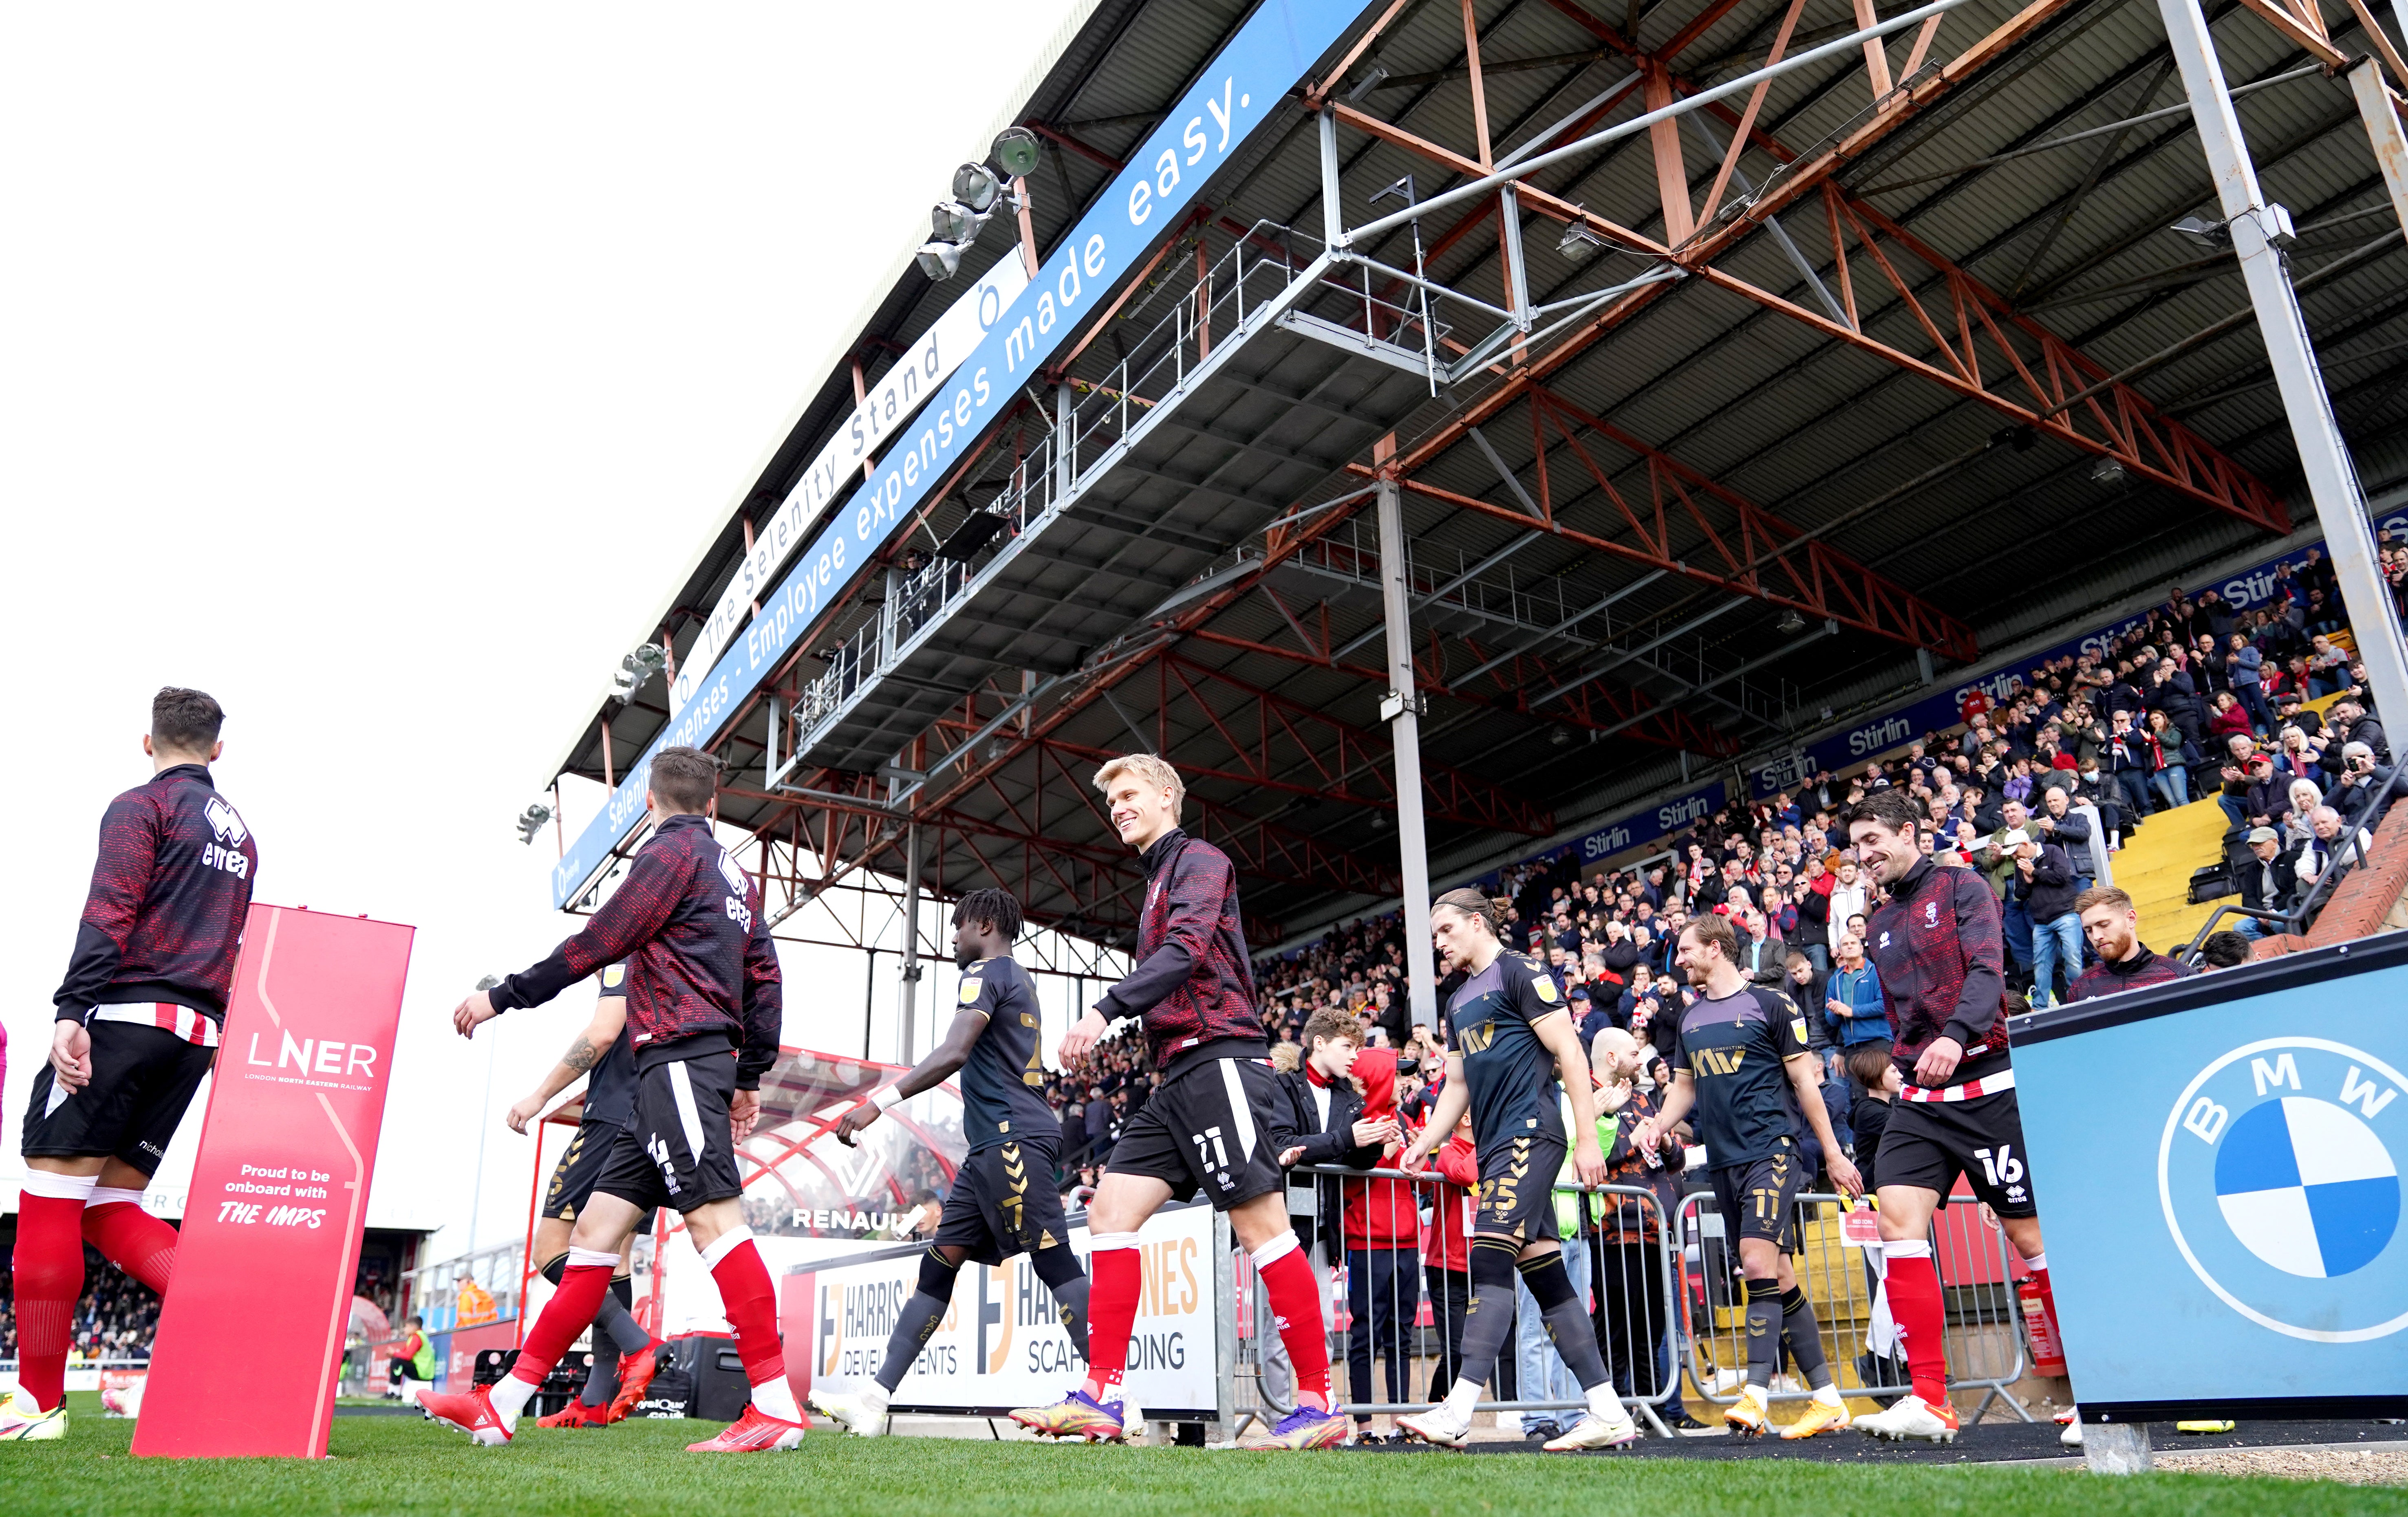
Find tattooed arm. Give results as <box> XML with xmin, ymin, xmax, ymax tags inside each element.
<box><xmin>505</xmin><ymin>994</ymin><xmax>629</xmax><ymax>1135</ymax></box>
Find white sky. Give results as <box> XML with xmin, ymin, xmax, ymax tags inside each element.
<box><xmin>0</xmin><ymin>2</ymin><xmax>1090</xmax><ymax>1257</ymax></box>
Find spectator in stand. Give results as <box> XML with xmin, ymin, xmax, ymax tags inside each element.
<box><xmin>2225</xmin><ymin>632</ymin><xmax>2273</xmax><ymax>733</ymax></box>
<box><xmin>2271</xmin><ymin>724</ymin><xmax>2326</xmax><ymax>788</ymax></box>
<box><xmin>2329</xmin><ymin>699</ymin><xmax>2391</xmax><ymax>773</ymax></box>
<box><xmin>2102</xmin><ymin>709</ymin><xmax>2156</xmax><ymax>823</ymax></box>
<box><xmin>1823</xmin><ymin>933</ymin><xmax>1889</xmax><ymax>1051</ymax></box>
<box><xmin>2326</xmin><ymin>741</ymin><xmax>2398</xmax><ymax>828</ymax></box>
<box><xmin>2198</xmin><ymin>931</ymin><xmax>2254</xmax><ymax>969</ymax></box>
<box><xmin>1843</xmin><ymin>1044</ymin><xmax>1900</xmax><ymax>1194</ymax></box>
<box><xmin>1824</xmin><ymin>859</ymin><xmax>1868</xmax><ymax>960</ymax></box>
<box><xmin>2143</xmin><ymin>709</ymin><xmax>2196</xmax><ymax>809</ymax></box>
<box><xmin>2234</xmin><ymin>826</ymin><xmax>2302</xmax><ymax>938</ymax></box>
<box><xmin>2307</xmin><ymin>634</ymin><xmax>2350</xmax><ymax>695</ymax></box>
<box><xmin>2296</xmin><ymin>804</ymin><xmax>2375</xmax><ymax>903</ymax></box>
<box><xmin>2041</xmin><ymin>768</ymin><xmax>2106</xmax><ymax>869</ymax></box>
<box><xmin>2011</xmin><ymin>832</ymin><xmax>2081</xmax><ymax>1008</ymax></box>
<box><xmin>2281</xmin><ymin>778</ymin><xmax>2326</xmax><ymax>851</ymax></box>
<box><xmin>2067</xmin><ymin>887</ymin><xmax>2193</xmax><ymax>1000</ymax></box>
<box><xmin>2206</xmin><ymin>689</ymin><xmax>2254</xmax><ymax>746</ymax></box>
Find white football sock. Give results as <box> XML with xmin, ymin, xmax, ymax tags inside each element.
<box><xmin>1442</xmin><ymin>1378</ymin><xmax>1482</xmax><ymax>1420</ymax></box>
<box><xmin>487</xmin><ymin>1374</ymin><xmax>535</xmax><ymax>1428</ymax></box>
<box><xmin>751</xmin><ymin>1374</ymin><xmax>801</xmax><ymax>1423</ymax></box>
<box><xmin>1586</xmin><ymin>1384</ymin><xmax>1627</xmax><ymax>1421</ymax></box>
<box><xmin>859</xmin><ymin>1381</ymin><xmax>891</xmax><ymax>1410</ymax></box>
<box><xmin>1814</xmin><ymin>1382</ymin><xmax>1845</xmax><ymax>1407</ymax></box>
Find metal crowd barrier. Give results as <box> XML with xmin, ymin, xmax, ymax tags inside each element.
<box><xmin>1676</xmin><ymin>1189</ymin><xmax>2032</xmax><ymax>1425</ymax></box>
<box><xmin>1225</xmin><ymin>1165</ymin><xmax>1686</xmax><ymax>1442</ymax></box>
<box><xmin>1211</xmin><ymin>1166</ymin><xmax>2038</xmax><ymax>1441</ymax></box>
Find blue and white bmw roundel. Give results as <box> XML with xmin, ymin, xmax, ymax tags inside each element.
<box><xmin>2212</xmin><ymin>1096</ymin><xmax>2399</xmax><ymax>1279</ymax></box>
<box><xmin>2160</xmin><ymin>1038</ymin><xmax>2408</xmax><ymax>1342</ymax></box>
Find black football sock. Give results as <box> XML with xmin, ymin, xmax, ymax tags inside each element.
<box><xmin>593</xmin><ymin>1275</ymin><xmax>651</xmax><ymax>1355</ymax></box>
<box><xmin>1779</xmin><ymin>1286</ymin><xmax>1834</xmax><ymax>1390</ymax></box>
<box><xmin>1035</xmin><ymin>1248</ymin><xmax>1092</xmax><ymax>1362</ymax></box>
<box><xmin>1743</xmin><ymin>1276</ymin><xmax>1784</xmax><ymax>1390</ymax></box>
<box><xmin>579</xmin><ymin>1279</ymin><xmax>640</xmax><ymax>1405</ymax></box>
<box><xmin>1519</xmin><ymin>1251</ymin><xmax>1611</xmax><ymax>1393</ymax></box>
<box><xmin>875</xmin><ymin>1249</ymin><xmax>960</xmax><ymax>1394</ymax></box>
<box><xmin>1452</xmin><ymin>1239</ymin><xmax>1522</xmax><ymax>1393</ymax></box>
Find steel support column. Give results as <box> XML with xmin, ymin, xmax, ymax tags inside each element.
<box><xmin>2159</xmin><ymin>0</ymin><xmax>2408</xmax><ymax>729</ymax></box>
<box><xmin>1373</xmin><ymin>443</ymin><xmax>1438</xmax><ymax>1032</ymax></box>
<box><xmin>2352</xmin><ymin>60</ymin><xmax>2408</xmax><ymax>236</ymax></box>
<box><xmin>899</xmin><ymin>821</ymin><xmax>924</xmax><ymax>1063</ymax></box>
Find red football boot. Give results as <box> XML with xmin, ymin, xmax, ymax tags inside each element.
<box><xmin>536</xmin><ymin>1400</ymin><xmax>608</xmax><ymax>1429</ymax></box>
<box><xmin>607</xmin><ymin>1341</ymin><xmax>664</xmax><ymax>1422</ymax></box>
<box><xmin>417</xmin><ymin>1384</ymin><xmax>513</xmax><ymax>1445</ymax></box>
<box><xmin>685</xmin><ymin>1405</ymin><xmax>807</xmax><ymax>1453</ymax></box>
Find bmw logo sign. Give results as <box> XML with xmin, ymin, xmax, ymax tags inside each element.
<box><xmin>2159</xmin><ymin>1037</ymin><xmax>2406</xmax><ymax>1341</ymax></box>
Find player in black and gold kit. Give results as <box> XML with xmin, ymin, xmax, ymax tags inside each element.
<box><xmin>1397</xmin><ymin>889</ymin><xmax>1637</xmax><ymax>1453</ymax></box>
<box><xmin>810</xmin><ymin>888</ymin><xmax>1091</xmax><ymax>1436</ymax></box>
<box><xmin>1632</xmin><ymin>914</ymin><xmax>1861</xmax><ymax>1438</ymax></box>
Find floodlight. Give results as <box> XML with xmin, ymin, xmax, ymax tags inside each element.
<box><xmin>1558</xmin><ymin>220</ymin><xmax>1607</xmax><ymax>261</ymax></box>
<box><xmin>514</xmin><ymin>801</ymin><xmax>553</xmax><ymax>846</ymax></box>
<box><xmin>2090</xmin><ymin>456</ymin><xmax>2127</xmax><ymax>487</ymax></box>
<box><xmin>1550</xmin><ymin>725</ymin><xmax>1573</xmax><ymax>746</ymax></box>
<box><xmin>989</xmin><ymin>127</ymin><xmax>1042</xmax><ymax>179</ymax></box>
<box><xmin>930</xmin><ymin>199</ymin><xmax>990</xmax><ymax>245</ymax></box>
<box><xmin>953</xmin><ymin>161</ymin><xmax>1006</xmax><ymax>215</ymax></box>
<box><xmin>1777</xmin><ymin>608</ymin><xmax>1808</xmax><ymax>634</ymax></box>
<box><xmin>612</xmin><ymin>642</ymin><xmax>668</xmax><ymax>700</ymax></box>
<box><xmin>916</xmin><ymin>240</ymin><xmax>965</xmax><ymax>280</ymax></box>
<box><xmin>2170</xmin><ymin>214</ymin><xmax>2229</xmax><ymax>247</ymax></box>
<box><xmin>1346</xmin><ymin>59</ymin><xmax>1392</xmax><ymax>101</ymax></box>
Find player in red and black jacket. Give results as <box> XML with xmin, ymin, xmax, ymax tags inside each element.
<box><xmin>1010</xmin><ymin>754</ymin><xmax>1344</xmax><ymax>1451</ymax></box>
<box><xmin>1843</xmin><ymin>788</ymin><xmax>2066</xmax><ymax>1446</ymax></box>
<box><xmin>418</xmin><ymin>747</ymin><xmax>803</xmax><ymax>1454</ymax></box>
<box><xmin>7</xmin><ymin>688</ymin><xmax>254</xmax><ymax>1440</ymax></box>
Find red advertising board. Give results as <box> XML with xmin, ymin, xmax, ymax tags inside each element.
<box><xmin>132</xmin><ymin>905</ymin><xmax>414</xmax><ymax>1458</ymax></box>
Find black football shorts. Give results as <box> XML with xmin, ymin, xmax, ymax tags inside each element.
<box><xmin>1707</xmin><ymin>1137</ymin><xmax>1806</xmax><ymax>1252</ymax></box>
<box><xmin>1473</xmin><ymin>1134</ymin><xmax>1566</xmax><ymax>1242</ymax></box>
<box><xmin>1877</xmin><ymin>1086</ymin><xmax>2038</xmax><ymax>1218</ymax></box>
<box><xmin>1105</xmin><ymin>1055</ymin><xmax>1286</xmax><ymax>1210</ymax></box>
<box><xmin>933</xmin><ymin>1136</ymin><xmax>1072</xmax><ymax>1267</ymax></box>
<box><xmin>544</xmin><ymin>1119</ymin><xmax>656</xmax><ymax>1232</ymax></box>
<box><xmin>593</xmin><ymin>1049</ymin><xmax>744</xmax><ymax>1215</ymax></box>
<box><xmin>22</xmin><ymin>1021</ymin><xmax>216</xmax><ymax>1177</ymax></box>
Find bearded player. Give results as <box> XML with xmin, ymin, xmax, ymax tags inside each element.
<box><xmin>1394</xmin><ymin>888</ymin><xmax>1638</xmax><ymax>1453</ymax></box>
<box><xmin>500</xmin><ymin>962</ymin><xmax>666</xmax><ymax>1427</ymax></box>
<box><xmin>1842</xmin><ymin>789</ymin><xmax>2065</xmax><ymax>1444</ymax></box>
<box><xmin>6</xmin><ymin>689</ymin><xmax>256</xmax><ymax>1442</ymax></box>
<box><xmin>1628</xmin><ymin>914</ymin><xmax>1861</xmax><ymax>1438</ymax></box>
<box><xmin>416</xmin><ymin>746</ymin><xmax>798</xmax><ymax>1451</ymax></box>
<box><xmin>810</xmin><ymin>887</ymin><xmax>1093</xmax><ymax>1436</ymax></box>
<box><xmin>1008</xmin><ymin>755</ymin><xmax>1344</xmax><ymax>1450</ymax></box>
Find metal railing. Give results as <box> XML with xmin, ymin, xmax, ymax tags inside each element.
<box><xmin>1677</xmin><ymin>1189</ymin><xmax>2031</xmax><ymax>1425</ymax></box>
<box><xmin>397</xmin><ymin>1238</ymin><xmax>528</xmax><ymax>1332</ymax></box>
<box><xmin>1227</xmin><ymin>1165</ymin><xmax>1688</xmax><ymax>1441</ymax></box>
<box><xmin>2181</xmin><ymin>767</ymin><xmax>2399</xmax><ymax>960</ymax></box>
<box><xmin>1214</xmin><ymin>1165</ymin><xmax>2039</xmax><ymax>1441</ymax></box>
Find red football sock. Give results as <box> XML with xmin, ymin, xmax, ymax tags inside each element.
<box><xmin>1081</xmin><ymin>1237</ymin><xmax>1141</xmax><ymax>1402</ymax></box>
<box><xmin>11</xmin><ymin>1193</ymin><xmax>86</xmax><ymax>1413</ymax></box>
<box><xmin>708</xmin><ymin>1238</ymin><xmax>785</xmax><ymax>1391</ymax></box>
<box><xmin>514</xmin><ymin>1263</ymin><xmax>613</xmax><ymax>1386</ymax></box>
<box><xmin>1885</xmin><ymin>1245</ymin><xmax>1949</xmax><ymax>1407</ymax></box>
<box><xmin>2027</xmin><ymin>1259</ymin><xmax>2066</xmax><ymax>1368</ymax></box>
<box><xmin>84</xmin><ymin>1199</ymin><xmax>179</xmax><ymax>1295</ymax></box>
<box><xmin>1256</xmin><ymin>1244</ymin><xmax>1331</xmax><ymax>1409</ymax></box>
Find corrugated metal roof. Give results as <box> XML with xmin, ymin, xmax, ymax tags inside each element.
<box><xmin>550</xmin><ymin>0</ymin><xmax>2408</xmax><ymax>947</ymax></box>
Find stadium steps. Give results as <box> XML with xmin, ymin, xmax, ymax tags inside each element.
<box><xmin>2116</xmin><ymin>796</ymin><xmax>2234</xmax><ymax>953</ymax></box>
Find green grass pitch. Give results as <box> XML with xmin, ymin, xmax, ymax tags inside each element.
<box><xmin>2</xmin><ymin>1396</ymin><xmax>2402</xmax><ymax>1517</ymax></box>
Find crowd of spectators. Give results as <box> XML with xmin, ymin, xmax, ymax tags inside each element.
<box><xmin>1031</xmin><ymin>563</ymin><xmax>2399</xmax><ymax>1174</ymax></box>
<box><xmin>0</xmin><ymin>1246</ymin><xmax>159</xmax><ymax>1364</ymax></box>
